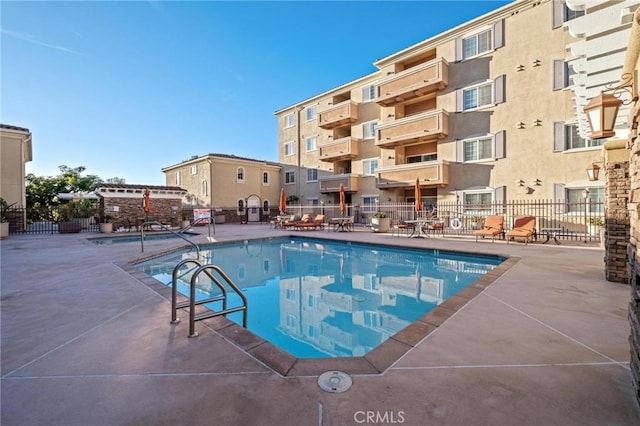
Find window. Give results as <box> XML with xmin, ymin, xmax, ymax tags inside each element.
<box><xmin>553</xmin><ymin>1</ymin><xmax>585</xmax><ymax>28</ymax></box>
<box><xmin>190</xmin><ymin>165</ymin><xmax>197</xmax><ymax>175</ymax></box>
<box><xmin>285</xmin><ymin>171</ymin><xmax>295</xmax><ymax>184</ymax></box>
<box><xmin>363</xmin><ymin>121</ymin><xmax>377</xmax><ymax>139</ymax></box>
<box><xmin>237</xmin><ymin>167</ymin><xmax>245</xmax><ymax>182</ymax></box>
<box><xmin>285</xmin><ymin>288</ymin><xmax>296</xmax><ymax>300</ymax></box>
<box><xmin>464</xmin><ymin>137</ymin><xmax>493</xmax><ymax>161</ymax></box>
<box><xmin>566</xmin><ymin>187</ymin><xmax>604</xmax><ymax>214</ymax></box>
<box><xmin>554</xmin><ymin>123</ymin><xmax>604</xmax><ymax>151</ymax></box>
<box><xmin>553</xmin><ymin>60</ymin><xmax>577</xmax><ymax>90</ymax></box>
<box><xmin>305</xmin><ymin>106</ymin><xmax>317</xmax><ymax>121</ymax></box>
<box><xmin>363</xmin><ymin>158</ymin><xmax>378</xmax><ymax>176</ymax></box>
<box><xmin>308</xmin><ymin>325</ymin><xmax>316</xmax><ymax>338</ymax></box>
<box><xmin>284</xmin><ymin>113</ymin><xmax>294</xmax><ymax>128</ymax></box>
<box><xmin>307</xmin><ymin>168</ymin><xmax>318</xmax><ymax>182</ymax></box>
<box><xmin>237</xmin><ymin>199</ymin><xmax>245</xmax><ymax>212</ymax></box>
<box><xmin>361</xmin><ymin>196</ymin><xmax>378</xmax><ymax>213</ymax></box>
<box><xmin>284</xmin><ymin>142</ymin><xmax>295</xmax><ymax>156</ymax></box>
<box><xmin>263</xmin><ymin>200</ymin><xmax>269</xmax><ymax>212</ymax></box>
<box><xmin>362</xmin><ymin>84</ymin><xmax>375</xmax><ymax>102</ymax></box>
<box><xmin>263</xmin><ymin>171</ymin><xmax>269</xmax><ymax>185</ymax></box>
<box><xmin>407</xmin><ymin>153</ymin><xmax>437</xmax><ymax>163</ymax></box>
<box><xmin>462</xmin><ymin>29</ymin><xmax>491</xmax><ymax>60</ymax></box>
<box><xmin>286</xmin><ymin>314</ymin><xmax>296</xmax><ymax>329</ymax></box>
<box><xmin>307</xmin><ymin>198</ymin><xmax>319</xmax><ymax>206</ymax></box>
<box><xmin>305</xmin><ymin>136</ymin><xmax>317</xmax><ymax>152</ymax></box>
<box><xmin>201</xmin><ymin>180</ymin><xmax>208</xmax><ymax>196</ymax></box>
<box><xmin>464</xmin><ymin>191</ymin><xmax>493</xmax><ymax>214</ymax></box>
<box><xmin>463</xmin><ymin>82</ymin><xmax>493</xmax><ymax>110</ymax></box>
<box><xmin>263</xmin><ymin>259</ymin><xmax>271</xmax><ymax>273</ymax></box>
<box><xmin>237</xmin><ymin>265</ymin><xmax>246</xmax><ymax>281</ymax></box>
<box><xmin>565</xmin><ymin>5</ymin><xmax>584</xmax><ymax>21</ymax></box>
<box><xmin>175</xmin><ymin>171</ymin><xmax>181</xmax><ymax>185</ymax></box>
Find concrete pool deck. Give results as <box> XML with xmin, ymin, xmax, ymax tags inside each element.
<box><xmin>1</xmin><ymin>224</ymin><xmax>639</xmax><ymax>425</ymax></box>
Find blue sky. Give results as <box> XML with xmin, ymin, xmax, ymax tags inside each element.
<box><xmin>2</xmin><ymin>0</ymin><xmax>510</xmax><ymax>185</ymax></box>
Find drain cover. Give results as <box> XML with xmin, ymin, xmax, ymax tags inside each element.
<box><xmin>317</xmin><ymin>371</ymin><xmax>353</xmax><ymax>393</ymax></box>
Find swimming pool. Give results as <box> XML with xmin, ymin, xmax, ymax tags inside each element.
<box><xmin>90</xmin><ymin>232</ymin><xmax>197</xmax><ymax>244</ymax></box>
<box><xmin>136</xmin><ymin>237</ymin><xmax>505</xmax><ymax>359</ymax></box>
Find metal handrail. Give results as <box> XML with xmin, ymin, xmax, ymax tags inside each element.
<box><xmin>179</xmin><ymin>217</ymin><xmax>215</xmax><ymax>238</ymax></box>
<box><xmin>188</xmin><ymin>264</ymin><xmax>248</xmax><ymax>337</ymax></box>
<box><xmin>140</xmin><ymin>220</ymin><xmax>200</xmax><ymax>259</ymax></box>
<box><xmin>170</xmin><ymin>259</ymin><xmax>228</xmax><ymax>324</ymax></box>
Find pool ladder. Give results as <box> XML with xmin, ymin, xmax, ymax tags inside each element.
<box><xmin>170</xmin><ymin>259</ymin><xmax>248</xmax><ymax>338</ymax></box>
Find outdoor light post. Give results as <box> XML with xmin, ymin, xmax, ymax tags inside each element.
<box><xmin>583</xmin><ymin>188</ymin><xmax>590</xmax><ymax>243</ymax></box>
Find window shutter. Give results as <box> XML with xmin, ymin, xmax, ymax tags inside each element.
<box><xmin>552</xmin><ymin>0</ymin><xmax>564</xmax><ymax>29</ymax></box>
<box><xmin>456</xmin><ymin>140</ymin><xmax>464</xmax><ymax>162</ymax></box>
<box><xmin>494</xmin><ymin>186</ymin><xmax>506</xmax><ymax>214</ymax></box>
<box><xmin>493</xmin><ymin>19</ymin><xmax>505</xmax><ymax>49</ymax></box>
<box><xmin>552</xmin><ymin>60</ymin><xmax>565</xmax><ymax>91</ymax></box>
<box><xmin>553</xmin><ymin>122</ymin><xmax>566</xmax><ymax>152</ymax></box>
<box><xmin>455</xmin><ymin>37</ymin><xmax>463</xmax><ymax>62</ymax></box>
<box><xmin>553</xmin><ymin>183</ymin><xmax>566</xmax><ymax>213</ymax></box>
<box><xmin>494</xmin><ymin>75</ymin><xmax>505</xmax><ymax>104</ymax></box>
<box><xmin>494</xmin><ymin>130</ymin><xmax>506</xmax><ymax>159</ymax></box>
<box><xmin>456</xmin><ymin>89</ymin><xmax>464</xmax><ymax>112</ymax></box>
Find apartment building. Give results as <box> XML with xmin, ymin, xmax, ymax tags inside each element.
<box><xmin>274</xmin><ymin>0</ymin><xmax>614</xmax><ymax>211</ymax></box>
<box><xmin>162</xmin><ymin>153</ymin><xmax>281</xmax><ymax>222</ymax></box>
<box><xmin>0</xmin><ymin>124</ymin><xmax>32</xmax><ymax>207</ymax></box>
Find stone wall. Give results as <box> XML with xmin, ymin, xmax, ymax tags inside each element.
<box><xmin>603</xmin><ymin>142</ymin><xmax>630</xmax><ymax>283</ymax></box>
<box><xmin>627</xmin><ymin>73</ymin><xmax>640</xmax><ymax>406</ymax></box>
<box><xmin>100</xmin><ymin>196</ymin><xmax>182</xmax><ymax>228</ymax></box>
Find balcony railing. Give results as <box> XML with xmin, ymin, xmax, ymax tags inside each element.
<box><xmin>319</xmin><ymin>174</ymin><xmax>360</xmax><ymax>193</ymax></box>
<box><xmin>376</xmin><ymin>161</ymin><xmax>449</xmax><ymax>188</ymax></box>
<box><xmin>376</xmin><ymin>58</ymin><xmax>449</xmax><ymax>106</ymax></box>
<box><xmin>318</xmin><ymin>100</ymin><xmax>358</xmax><ymax>129</ymax></box>
<box><xmin>319</xmin><ymin>136</ymin><xmax>359</xmax><ymax>162</ymax></box>
<box><xmin>376</xmin><ymin>109</ymin><xmax>448</xmax><ymax>148</ymax></box>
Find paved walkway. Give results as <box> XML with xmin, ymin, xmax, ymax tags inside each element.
<box><xmin>1</xmin><ymin>224</ymin><xmax>638</xmax><ymax>425</ymax></box>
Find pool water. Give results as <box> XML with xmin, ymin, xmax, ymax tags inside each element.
<box><xmin>136</xmin><ymin>237</ymin><xmax>504</xmax><ymax>358</ymax></box>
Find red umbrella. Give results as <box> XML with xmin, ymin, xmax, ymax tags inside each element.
<box><xmin>414</xmin><ymin>178</ymin><xmax>423</xmax><ymax>215</ymax></box>
<box><xmin>339</xmin><ymin>184</ymin><xmax>346</xmax><ymax>215</ymax></box>
<box><xmin>279</xmin><ymin>188</ymin><xmax>287</xmax><ymax>214</ymax></box>
<box><xmin>144</xmin><ymin>188</ymin><xmax>151</xmax><ymax>215</ymax></box>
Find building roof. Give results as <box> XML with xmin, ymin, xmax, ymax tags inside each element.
<box><xmin>94</xmin><ymin>183</ymin><xmax>186</xmax><ymax>192</ymax></box>
<box><xmin>162</xmin><ymin>153</ymin><xmax>281</xmax><ymax>171</ymax></box>
<box><xmin>0</xmin><ymin>124</ymin><xmax>31</xmax><ymax>133</ymax></box>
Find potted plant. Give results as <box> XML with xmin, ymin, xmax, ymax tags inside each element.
<box><xmin>99</xmin><ymin>215</ymin><xmax>113</xmax><ymax>233</ymax></box>
<box><xmin>371</xmin><ymin>211</ymin><xmax>390</xmax><ymax>233</ymax></box>
<box><xmin>588</xmin><ymin>216</ymin><xmax>604</xmax><ymax>236</ymax></box>
<box><xmin>181</xmin><ymin>212</ymin><xmax>191</xmax><ymax>229</ymax></box>
<box><xmin>0</xmin><ymin>197</ymin><xmax>15</xmax><ymax>239</ymax></box>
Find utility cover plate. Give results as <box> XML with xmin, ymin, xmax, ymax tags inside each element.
<box><xmin>317</xmin><ymin>371</ymin><xmax>353</xmax><ymax>393</ymax></box>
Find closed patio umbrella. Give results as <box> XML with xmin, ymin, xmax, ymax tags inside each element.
<box><xmin>339</xmin><ymin>184</ymin><xmax>346</xmax><ymax>216</ymax></box>
<box><xmin>414</xmin><ymin>178</ymin><xmax>423</xmax><ymax>216</ymax></box>
<box><xmin>144</xmin><ymin>188</ymin><xmax>151</xmax><ymax>216</ymax></box>
<box><xmin>279</xmin><ymin>188</ymin><xmax>287</xmax><ymax>214</ymax></box>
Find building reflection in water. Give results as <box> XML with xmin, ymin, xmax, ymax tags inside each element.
<box><xmin>137</xmin><ymin>238</ymin><xmax>503</xmax><ymax>358</ymax></box>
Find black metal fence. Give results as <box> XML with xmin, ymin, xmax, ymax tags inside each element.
<box><xmin>284</xmin><ymin>199</ymin><xmax>605</xmax><ymax>242</ymax></box>
<box><xmin>6</xmin><ymin>206</ymin><xmax>100</xmax><ymax>234</ymax></box>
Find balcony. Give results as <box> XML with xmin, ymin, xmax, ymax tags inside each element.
<box><xmin>376</xmin><ymin>58</ymin><xmax>449</xmax><ymax>107</ymax></box>
<box><xmin>319</xmin><ymin>174</ymin><xmax>360</xmax><ymax>193</ymax></box>
<box><xmin>319</xmin><ymin>136</ymin><xmax>359</xmax><ymax>162</ymax></box>
<box><xmin>376</xmin><ymin>109</ymin><xmax>448</xmax><ymax>149</ymax></box>
<box><xmin>376</xmin><ymin>161</ymin><xmax>449</xmax><ymax>188</ymax></box>
<box><xmin>318</xmin><ymin>100</ymin><xmax>358</xmax><ymax>129</ymax></box>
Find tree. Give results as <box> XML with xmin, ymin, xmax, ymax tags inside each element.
<box><xmin>25</xmin><ymin>166</ymin><xmax>104</xmax><ymax>221</ymax></box>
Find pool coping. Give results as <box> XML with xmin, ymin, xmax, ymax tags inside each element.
<box><xmin>118</xmin><ymin>236</ymin><xmax>520</xmax><ymax>377</ymax></box>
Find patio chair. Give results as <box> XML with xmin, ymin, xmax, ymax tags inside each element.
<box><xmin>426</xmin><ymin>219</ymin><xmax>445</xmax><ymax>237</ymax></box>
<box><xmin>474</xmin><ymin>215</ymin><xmax>505</xmax><ymax>242</ymax></box>
<box><xmin>297</xmin><ymin>214</ymin><xmax>325</xmax><ymax>230</ymax></box>
<box><xmin>392</xmin><ymin>220</ymin><xmax>415</xmax><ymax>237</ymax></box>
<box><xmin>506</xmin><ymin>216</ymin><xmax>536</xmax><ymax>244</ymax></box>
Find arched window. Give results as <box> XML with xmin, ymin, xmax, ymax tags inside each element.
<box><xmin>237</xmin><ymin>167</ymin><xmax>245</xmax><ymax>182</ymax></box>
<box><xmin>263</xmin><ymin>200</ymin><xmax>269</xmax><ymax>212</ymax></box>
<box><xmin>201</xmin><ymin>180</ymin><xmax>208</xmax><ymax>196</ymax></box>
<box><xmin>238</xmin><ymin>199</ymin><xmax>245</xmax><ymax>212</ymax></box>
<box><xmin>263</xmin><ymin>171</ymin><xmax>269</xmax><ymax>184</ymax></box>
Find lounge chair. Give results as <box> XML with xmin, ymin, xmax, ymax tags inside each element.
<box><xmin>506</xmin><ymin>216</ymin><xmax>536</xmax><ymax>244</ymax></box>
<box><xmin>282</xmin><ymin>214</ymin><xmax>301</xmax><ymax>229</ymax></box>
<box><xmin>474</xmin><ymin>215</ymin><xmax>504</xmax><ymax>242</ymax></box>
<box><xmin>297</xmin><ymin>214</ymin><xmax>325</xmax><ymax>230</ymax></box>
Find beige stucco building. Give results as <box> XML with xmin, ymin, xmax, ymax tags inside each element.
<box><xmin>274</xmin><ymin>0</ymin><xmax>609</xmax><ymax>210</ymax></box>
<box><xmin>162</xmin><ymin>153</ymin><xmax>282</xmax><ymax>222</ymax></box>
<box><xmin>0</xmin><ymin>124</ymin><xmax>32</xmax><ymax>207</ymax></box>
